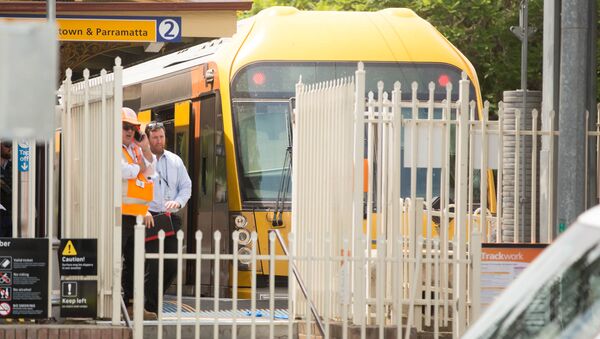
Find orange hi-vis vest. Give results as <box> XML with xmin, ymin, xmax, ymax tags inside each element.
<box><xmin>122</xmin><ymin>146</ymin><xmax>153</xmax><ymax>216</ymax></box>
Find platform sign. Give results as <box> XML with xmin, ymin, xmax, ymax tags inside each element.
<box><xmin>17</xmin><ymin>144</ymin><xmax>29</xmax><ymax>172</ymax></box>
<box><xmin>480</xmin><ymin>243</ymin><xmax>547</xmax><ymax>312</ymax></box>
<box><xmin>58</xmin><ymin>239</ymin><xmax>97</xmax><ymax>276</ymax></box>
<box><xmin>60</xmin><ymin>280</ymin><xmax>97</xmax><ymax>318</ymax></box>
<box><xmin>0</xmin><ymin>238</ymin><xmax>49</xmax><ymax>319</ymax></box>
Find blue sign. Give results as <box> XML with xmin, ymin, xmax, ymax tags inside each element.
<box><xmin>156</xmin><ymin>17</ymin><xmax>182</xmax><ymax>42</ymax></box>
<box><xmin>17</xmin><ymin>145</ymin><xmax>29</xmax><ymax>172</ymax></box>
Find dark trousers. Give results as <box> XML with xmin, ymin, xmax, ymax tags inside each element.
<box><xmin>121</xmin><ymin>215</ymin><xmax>137</xmax><ymax>307</ymax></box>
<box><xmin>0</xmin><ymin>211</ymin><xmax>11</xmax><ymax>238</ymax></box>
<box><xmin>144</xmin><ymin>213</ymin><xmax>181</xmax><ymax>313</ymax></box>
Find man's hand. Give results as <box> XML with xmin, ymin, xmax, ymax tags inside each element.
<box><xmin>164</xmin><ymin>201</ymin><xmax>181</xmax><ymax>211</ymax></box>
<box><xmin>135</xmin><ymin>134</ymin><xmax>153</xmax><ymax>163</ymax></box>
<box><xmin>144</xmin><ymin>212</ymin><xmax>155</xmax><ymax>228</ymax></box>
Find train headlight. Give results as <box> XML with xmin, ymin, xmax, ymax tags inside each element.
<box><xmin>237</xmin><ymin>247</ymin><xmax>252</xmax><ymax>265</ymax></box>
<box><xmin>234</xmin><ymin>215</ymin><xmax>248</xmax><ymax>229</ymax></box>
<box><xmin>237</xmin><ymin>229</ymin><xmax>251</xmax><ymax>246</ymax></box>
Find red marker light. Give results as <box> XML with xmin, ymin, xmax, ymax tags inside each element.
<box><xmin>252</xmin><ymin>72</ymin><xmax>266</xmax><ymax>86</ymax></box>
<box><xmin>438</xmin><ymin>74</ymin><xmax>450</xmax><ymax>87</ymax></box>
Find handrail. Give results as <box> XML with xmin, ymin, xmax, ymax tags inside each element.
<box><xmin>272</xmin><ymin>229</ymin><xmax>325</xmax><ymax>337</ymax></box>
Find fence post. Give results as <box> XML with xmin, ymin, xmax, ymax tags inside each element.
<box><xmin>112</xmin><ymin>57</ymin><xmax>124</xmax><ymax>324</ymax></box>
<box><xmin>454</xmin><ymin>72</ymin><xmax>470</xmax><ymax>337</ymax></box>
<box><xmin>133</xmin><ymin>215</ymin><xmax>145</xmax><ymax>339</ymax></box>
<box><xmin>470</xmin><ymin>230</ymin><xmax>482</xmax><ymax>323</ymax></box>
<box><xmin>353</xmin><ymin>62</ymin><xmax>366</xmax><ymax>324</ymax></box>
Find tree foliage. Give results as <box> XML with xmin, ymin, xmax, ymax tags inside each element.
<box><xmin>240</xmin><ymin>0</ymin><xmax>546</xmax><ymax>105</ymax></box>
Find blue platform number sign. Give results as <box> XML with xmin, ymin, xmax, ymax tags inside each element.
<box><xmin>17</xmin><ymin>144</ymin><xmax>29</xmax><ymax>173</ymax></box>
<box><xmin>156</xmin><ymin>17</ymin><xmax>181</xmax><ymax>42</ymax></box>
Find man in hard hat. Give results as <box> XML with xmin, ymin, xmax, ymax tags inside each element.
<box><xmin>120</xmin><ymin>107</ymin><xmax>157</xmax><ymax>320</ymax></box>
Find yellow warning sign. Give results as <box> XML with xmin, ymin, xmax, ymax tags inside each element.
<box><xmin>62</xmin><ymin>240</ymin><xmax>77</xmax><ymax>256</ymax></box>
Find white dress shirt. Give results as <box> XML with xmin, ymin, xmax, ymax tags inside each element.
<box><xmin>149</xmin><ymin>150</ymin><xmax>192</xmax><ymax>213</ymax></box>
<box><xmin>121</xmin><ymin>143</ymin><xmax>156</xmax><ymax>179</ymax></box>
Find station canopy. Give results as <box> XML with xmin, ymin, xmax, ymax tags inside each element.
<box><xmin>0</xmin><ymin>0</ymin><xmax>253</xmax><ymax>80</ymax></box>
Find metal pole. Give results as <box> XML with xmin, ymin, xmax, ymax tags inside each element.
<box><xmin>557</xmin><ymin>0</ymin><xmax>590</xmax><ymax>229</ymax></box>
<box><xmin>28</xmin><ymin>139</ymin><xmax>35</xmax><ymax>238</ymax></box>
<box><xmin>11</xmin><ymin>141</ymin><xmax>17</xmax><ymax>237</ymax></box>
<box><xmin>540</xmin><ymin>0</ymin><xmax>561</xmax><ymax>242</ymax></box>
<box><xmin>273</xmin><ymin>230</ymin><xmax>326</xmax><ymax>337</ymax></box>
<box><xmin>515</xmin><ymin>0</ymin><xmax>535</xmax><ymax>241</ymax></box>
<box><xmin>47</xmin><ymin>0</ymin><xmax>56</xmax><ymax>22</ymax></box>
<box><xmin>511</xmin><ymin>0</ymin><xmax>535</xmax><ymax>241</ymax></box>
<box><xmin>519</xmin><ymin>0</ymin><xmax>528</xmax><ymax>240</ymax></box>
<box><xmin>586</xmin><ymin>0</ymin><xmax>598</xmax><ymax>208</ymax></box>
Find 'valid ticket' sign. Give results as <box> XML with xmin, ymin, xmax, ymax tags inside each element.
<box><xmin>0</xmin><ymin>238</ymin><xmax>49</xmax><ymax>319</ymax></box>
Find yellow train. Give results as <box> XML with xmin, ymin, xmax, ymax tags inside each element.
<box><xmin>122</xmin><ymin>6</ymin><xmax>490</xmax><ymax>296</ymax></box>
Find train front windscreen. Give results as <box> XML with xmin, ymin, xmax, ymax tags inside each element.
<box><xmin>230</xmin><ymin>61</ymin><xmax>476</xmax><ymax>206</ymax></box>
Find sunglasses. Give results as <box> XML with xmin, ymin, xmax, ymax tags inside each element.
<box><xmin>145</xmin><ymin>121</ymin><xmax>165</xmax><ymax>134</ymax></box>
<box><xmin>123</xmin><ymin>124</ymin><xmax>138</xmax><ymax>132</ymax></box>
<box><xmin>146</xmin><ymin>121</ymin><xmax>164</xmax><ymax>130</ymax></box>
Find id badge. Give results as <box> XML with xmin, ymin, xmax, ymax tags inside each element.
<box><xmin>136</xmin><ymin>179</ymin><xmax>145</xmax><ymax>188</ymax></box>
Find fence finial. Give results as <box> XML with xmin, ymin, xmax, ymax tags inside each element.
<box><xmin>115</xmin><ymin>57</ymin><xmax>122</xmax><ymax>67</ymax></box>
<box><xmin>357</xmin><ymin>61</ymin><xmax>364</xmax><ymax>71</ymax></box>
<box><xmin>428</xmin><ymin>81</ymin><xmax>436</xmax><ymax>92</ymax></box>
<box><xmin>214</xmin><ymin>230</ymin><xmax>221</xmax><ymax>241</ymax></box>
<box><xmin>83</xmin><ymin>69</ymin><xmax>90</xmax><ymax>80</ymax></box>
<box><xmin>65</xmin><ymin>68</ymin><xmax>72</xmax><ymax>80</ymax></box>
<box><xmin>411</xmin><ymin>81</ymin><xmax>418</xmax><ymax>92</ymax></box>
<box><xmin>394</xmin><ymin>81</ymin><xmax>401</xmax><ymax>91</ymax></box>
<box><xmin>483</xmin><ymin>101</ymin><xmax>490</xmax><ymax>120</ymax></box>
<box><xmin>461</xmin><ymin>72</ymin><xmax>467</xmax><ymax>80</ymax></box>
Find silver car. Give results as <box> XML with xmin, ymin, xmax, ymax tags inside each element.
<box><xmin>464</xmin><ymin>205</ymin><xmax>600</xmax><ymax>338</ymax></box>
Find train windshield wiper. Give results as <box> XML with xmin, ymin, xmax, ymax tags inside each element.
<box><xmin>272</xmin><ymin>98</ymin><xmax>294</xmax><ymax>226</ymax></box>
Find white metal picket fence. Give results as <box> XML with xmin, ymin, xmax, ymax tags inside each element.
<box><xmin>293</xmin><ymin>62</ymin><xmax>480</xmax><ymax>338</ymax></box>
<box><xmin>290</xmin><ymin>62</ymin><xmax>600</xmax><ymax>338</ymax></box>
<box><xmin>58</xmin><ymin>58</ymin><xmax>123</xmax><ymax>322</ymax></box>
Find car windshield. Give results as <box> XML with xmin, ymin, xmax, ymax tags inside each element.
<box><xmin>469</xmin><ymin>223</ymin><xmax>600</xmax><ymax>339</ymax></box>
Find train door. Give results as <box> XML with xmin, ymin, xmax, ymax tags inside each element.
<box><xmin>193</xmin><ymin>92</ymin><xmax>229</xmax><ymax>297</ymax></box>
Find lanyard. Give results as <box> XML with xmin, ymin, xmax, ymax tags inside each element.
<box><xmin>157</xmin><ymin>155</ymin><xmax>169</xmax><ymax>188</ymax></box>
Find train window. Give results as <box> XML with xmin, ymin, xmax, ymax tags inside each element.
<box><xmin>232</xmin><ymin>101</ymin><xmax>291</xmax><ymax>202</ymax></box>
<box><xmin>231</xmin><ymin>61</ymin><xmax>476</xmax><ymax>101</ymax></box>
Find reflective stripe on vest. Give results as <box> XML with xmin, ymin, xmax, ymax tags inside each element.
<box><xmin>122</xmin><ymin>146</ymin><xmax>153</xmax><ymax>216</ymax></box>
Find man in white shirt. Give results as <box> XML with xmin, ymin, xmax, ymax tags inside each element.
<box><xmin>144</xmin><ymin>121</ymin><xmax>191</xmax><ymax>314</ymax></box>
